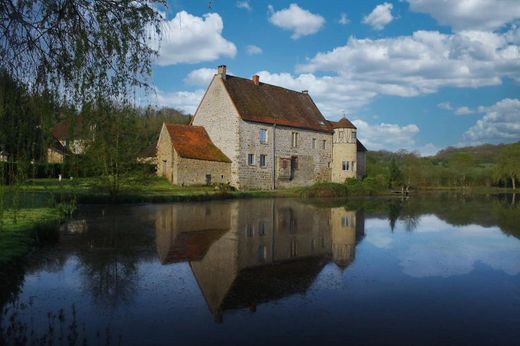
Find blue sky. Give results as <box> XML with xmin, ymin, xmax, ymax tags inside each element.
<box><xmin>148</xmin><ymin>0</ymin><xmax>520</xmax><ymax>155</ymax></box>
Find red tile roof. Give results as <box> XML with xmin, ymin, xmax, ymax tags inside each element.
<box><xmin>52</xmin><ymin>116</ymin><xmax>88</xmax><ymax>140</ymax></box>
<box><xmin>165</xmin><ymin>124</ymin><xmax>231</xmax><ymax>163</ymax></box>
<box><xmin>328</xmin><ymin>117</ymin><xmax>357</xmax><ymax>129</ymax></box>
<box><xmin>222</xmin><ymin>75</ymin><xmax>333</xmax><ymax>133</ymax></box>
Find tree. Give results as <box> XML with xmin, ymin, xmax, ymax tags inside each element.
<box><xmin>0</xmin><ymin>0</ymin><xmax>164</xmax><ymax>101</ymax></box>
<box><xmin>448</xmin><ymin>152</ymin><xmax>475</xmax><ymax>186</ymax></box>
<box><xmin>83</xmin><ymin>99</ymin><xmax>147</xmax><ymax>198</ymax></box>
<box><xmin>495</xmin><ymin>143</ymin><xmax>520</xmax><ymax>190</ymax></box>
<box><xmin>388</xmin><ymin>158</ymin><xmax>403</xmax><ymax>189</ymax></box>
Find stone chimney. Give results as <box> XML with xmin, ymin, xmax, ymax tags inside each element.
<box><xmin>302</xmin><ymin>90</ymin><xmax>308</xmax><ymax>94</ymax></box>
<box><xmin>217</xmin><ymin>65</ymin><xmax>227</xmax><ymax>79</ymax></box>
<box><xmin>252</xmin><ymin>74</ymin><xmax>260</xmax><ymax>85</ymax></box>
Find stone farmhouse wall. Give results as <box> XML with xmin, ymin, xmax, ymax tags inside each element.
<box><xmin>47</xmin><ymin>148</ymin><xmax>64</xmax><ymax>164</ymax></box>
<box><xmin>192</xmin><ymin>77</ymin><xmax>241</xmax><ymax>187</ymax></box>
<box><xmin>173</xmin><ymin>152</ymin><xmax>231</xmax><ymax>186</ymax></box>
<box><xmin>156</xmin><ymin>125</ymin><xmax>174</xmax><ymax>182</ymax></box>
<box><xmin>238</xmin><ymin>121</ymin><xmax>333</xmax><ymax>190</ymax></box>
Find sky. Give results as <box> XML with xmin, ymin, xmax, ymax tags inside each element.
<box><xmin>147</xmin><ymin>0</ymin><xmax>520</xmax><ymax>155</ymax></box>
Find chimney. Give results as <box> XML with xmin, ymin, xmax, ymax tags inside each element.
<box><xmin>217</xmin><ymin>65</ymin><xmax>227</xmax><ymax>79</ymax></box>
<box><xmin>302</xmin><ymin>90</ymin><xmax>308</xmax><ymax>94</ymax></box>
<box><xmin>252</xmin><ymin>74</ymin><xmax>260</xmax><ymax>85</ymax></box>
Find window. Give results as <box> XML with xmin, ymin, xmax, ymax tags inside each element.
<box><xmin>258</xmin><ymin>245</ymin><xmax>267</xmax><ymax>261</ymax></box>
<box><xmin>342</xmin><ymin>161</ymin><xmax>349</xmax><ymax>171</ymax></box>
<box><xmin>352</xmin><ymin>131</ymin><xmax>357</xmax><ymax>142</ymax></box>
<box><xmin>312</xmin><ymin>138</ymin><xmax>317</xmax><ymax>149</ymax></box>
<box><xmin>259</xmin><ymin>129</ymin><xmax>268</xmax><ymax>144</ymax></box>
<box><xmin>258</xmin><ymin>222</ymin><xmax>265</xmax><ymax>236</ymax></box>
<box><xmin>341</xmin><ymin>215</ymin><xmax>349</xmax><ymax>227</ymax></box>
<box><xmin>248</xmin><ymin>153</ymin><xmax>255</xmax><ymax>165</ymax></box>
<box><xmin>291</xmin><ymin>132</ymin><xmax>299</xmax><ymax>147</ymax></box>
<box><xmin>322</xmin><ymin>140</ymin><xmax>326</xmax><ymax>149</ymax></box>
<box><xmin>246</xmin><ymin>224</ymin><xmax>254</xmax><ymax>237</ymax></box>
<box><xmin>259</xmin><ymin>154</ymin><xmax>267</xmax><ymax>167</ymax></box>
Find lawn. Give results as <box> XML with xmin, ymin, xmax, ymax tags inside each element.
<box><xmin>0</xmin><ymin>208</ymin><xmax>63</xmax><ymax>265</ymax></box>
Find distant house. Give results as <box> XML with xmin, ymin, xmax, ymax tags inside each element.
<box><xmin>157</xmin><ymin>65</ymin><xmax>367</xmax><ymax>189</ymax></box>
<box><xmin>47</xmin><ymin>116</ymin><xmax>91</xmax><ymax>163</ymax></box>
<box><xmin>156</xmin><ymin>123</ymin><xmax>231</xmax><ymax>185</ymax></box>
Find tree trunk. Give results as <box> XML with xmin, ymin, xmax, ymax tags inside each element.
<box><xmin>512</xmin><ymin>175</ymin><xmax>516</xmax><ymax>190</ymax></box>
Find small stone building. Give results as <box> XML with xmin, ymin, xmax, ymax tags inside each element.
<box><xmin>156</xmin><ymin>123</ymin><xmax>231</xmax><ymax>185</ymax></box>
<box><xmin>47</xmin><ymin>116</ymin><xmax>90</xmax><ymax>163</ymax></box>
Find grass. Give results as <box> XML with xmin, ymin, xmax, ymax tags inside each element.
<box><xmin>0</xmin><ymin>208</ymin><xmax>63</xmax><ymax>265</ymax></box>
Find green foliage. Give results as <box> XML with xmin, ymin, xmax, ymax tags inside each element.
<box><xmin>494</xmin><ymin>143</ymin><xmax>520</xmax><ymax>189</ymax></box>
<box><xmin>1</xmin><ymin>0</ymin><xmax>165</xmax><ymax>101</ymax></box>
<box><xmin>366</xmin><ymin>141</ymin><xmax>520</xmax><ymax>189</ymax></box>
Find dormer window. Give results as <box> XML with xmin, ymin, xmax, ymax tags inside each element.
<box><xmin>352</xmin><ymin>131</ymin><xmax>357</xmax><ymax>142</ymax></box>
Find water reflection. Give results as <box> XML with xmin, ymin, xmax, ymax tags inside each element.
<box><xmin>154</xmin><ymin>200</ymin><xmax>365</xmax><ymax>319</ymax></box>
<box><xmin>1</xmin><ymin>195</ymin><xmax>519</xmax><ymax>345</ymax></box>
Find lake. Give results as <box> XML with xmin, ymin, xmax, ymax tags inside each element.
<box><xmin>1</xmin><ymin>195</ymin><xmax>520</xmax><ymax>345</ymax></box>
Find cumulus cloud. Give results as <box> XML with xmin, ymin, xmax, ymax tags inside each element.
<box><xmin>268</xmin><ymin>4</ymin><xmax>325</xmax><ymax>39</ymax></box>
<box><xmin>407</xmin><ymin>0</ymin><xmax>520</xmax><ymax>31</ymax></box>
<box><xmin>152</xmin><ymin>88</ymin><xmax>205</xmax><ymax>114</ymax></box>
<box><xmin>183</xmin><ymin>68</ymin><xmax>216</xmax><ymax>86</ymax></box>
<box><xmin>353</xmin><ymin>120</ymin><xmax>420</xmax><ymax>152</ymax></box>
<box><xmin>363</xmin><ymin>2</ymin><xmax>394</xmax><ymax>31</ymax></box>
<box><xmin>152</xmin><ymin>11</ymin><xmax>236</xmax><ymax>65</ymax></box>
<box><xmin>454</xmin><ymin>106</ymin><xmax>475</xmax><ymax>115</ymax></box>
<box><xmin>246</xmin><ymin>45</ymin><xmax>263</xmax><ymax>55</ymax></box>
<box><xmin>236</xmin><ymin>1</ymin><xmax>251</xmax><ymax>11</ymax></box>
<box><xmin>297</xmin><ymin>28</ymin><xmax>520</xmax><ymax>100</ymax></box>
<box><xmin>339</xmin><ymin>13</ymin><xmax>349</xmax><ymax>25</ymax></box>
<box><xmin>463</xmin><ymin>98</ymin><xmax>520</xmax><ymax>145</ymax></box>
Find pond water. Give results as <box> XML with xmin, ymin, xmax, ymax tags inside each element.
<box><xmin>1</xmin><ymin>195</ymin><xmax>520</xmax><ymax>345</ymax></box>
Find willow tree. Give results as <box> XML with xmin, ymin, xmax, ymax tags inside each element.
<box><xmin>1</xmin><ymin>0</ymin><xmax>165</xmax><ymax>194</ymax></box>
<box><xmin>0</xmin><ymin>0</ymin><xmax>164</xmax><ymax>101</ymax></box>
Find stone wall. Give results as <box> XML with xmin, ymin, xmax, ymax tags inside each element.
<box><xmin>174</xmin><ymin>151</ymin><xmax>231</xmax><ymax>186</ymax></box>
<box><xmin>47</xmin><ymin>148</ymin><xmax>64</xmax><ymax>163</ymax></box>
<box><xmin>156</xmin><ymin>125</ymin><xmax>174</xmax><ymax>182</ymax></box>
<box><xmin>331</xmin><ymin>128</ymin><xmax>358</xmax><ymax>182</ymax></box>
<box><xmin>192</xmin><ymin>76</ymin><xmax>241</xmax><ymax>188</ymax></box>
<box><xmin>238</xmin><ymin>121</ymin><xmax>333</xmax><ymax>189</ymax></box>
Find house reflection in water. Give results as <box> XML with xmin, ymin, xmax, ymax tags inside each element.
<box><xmin>154</xmin><ymin>200</ymin><xmax>365</xmax><ymax>321</ymax></box>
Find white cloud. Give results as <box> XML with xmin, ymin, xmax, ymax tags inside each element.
<box><xmin>152</xmin><ymin>11</ymin><xmax>236</xmax><ymax>65</ymax></box>
<box><xmin>454</xmin><ymin>106</ymin><xmax>475</xmax><ymax>115</ymax></box>
<box><xmin>437</xmin><ymin>102</ymin><xmax>453</xmax><ymax>110</ymax></box>
<box><xmin>463</xmin><ymin>98</ymin><xmax>520</xmax><ymax>145</ymax></box>
<box><xmin>236</xmin><ymin>1</ymin><xmax>251</xmax><ymax>11</ymax></box>
<box><xmin>268</xmin><ymin>4</ymin><xmax>325</xmax><ymax>39</ymax></box>
<box><xmin>363</xmin><ymin>2</ymin><xmax>394</xmax><ymax>31</ymax></box>
<box><xmin>183</xmin><ymin>68</ymin><xmax>216</xmax><ymax>86</ymax></box>
<box><xmin>152</xmin><ymin>88</ymin><xmax>205</xmax><ymax>114</ymax></box>
<box><xmin>352</xmin><ymin>119</ymin><xmax>422</xmax><ymax>152</ymax></box>
<box><xmin>339</xmin><ymin>13</ymin><xmax>349</xmax><ymax>25</ymax></box>
<box><xmin>246</xmin><ymin>45</ymin><xmax>263</xmax><ymax>55</ymax></box>
<box><xmin>297</xmin><ymin>28</ymin><xmax>520</xmax><ymax>100</ymax></box>
<box><xmin>407</xmin><ymin>0</ymin><xmax>520</xmax><ymax>31</ymax></box>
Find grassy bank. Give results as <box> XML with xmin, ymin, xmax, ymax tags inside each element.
<box><xmin>17</xmin><ymin>177</ymin><xmax>516</xmax><ymax>204</ymax></box>
<box><xmin>0</xmin><ymin>208</ymin><xmax>63</xmax><ymax>265</ymax></box>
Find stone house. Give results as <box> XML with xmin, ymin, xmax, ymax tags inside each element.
<box><xmin>47</xmin><ymin>116</ymin><xmax>90</xmax><ymax>163</ymax></box>
<box><xmin>158</xmin><ymin>65</ymin><xmax>366</xmax><ymax>189</ymax></box>
<box><xmin>156</xmin><ymin>123</ymin><xmax>231</xmax><ymax>185</ymax></box>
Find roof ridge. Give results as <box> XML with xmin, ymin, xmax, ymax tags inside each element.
<box><xmin>226</xmin><ymin>74</ymin><xmax>309</xmax><ymax>95</ymax></box>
